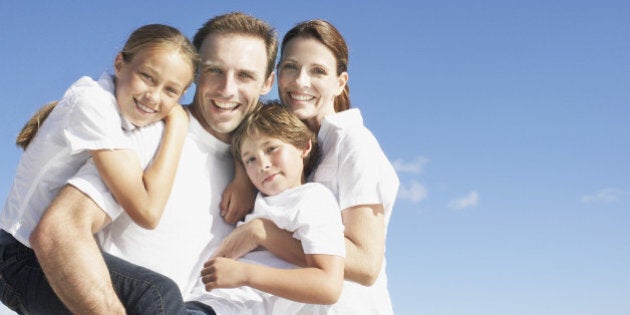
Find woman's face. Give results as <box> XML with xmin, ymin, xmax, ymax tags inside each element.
<box><xmin>277</xmin><ymin>37</ymin><xmax>347</xmax><ymax>130</ymax></box>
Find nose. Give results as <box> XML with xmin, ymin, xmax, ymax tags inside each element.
<box><xmin>219</xmin><ymin>73</ymin><xmax>237</xmax><ymax>96</ymax></box>
<box><xmin>296</xmin><ymin>69</ymin><xmax>311</xmax><ymax>87</ymax></box>
<box><xmin>143</xmin><ymin>87</ymin><xmax>160</xmax><ymax>105</ymax></box>
<box><xmin>258</xmin><ymin>155</ymin><xmax>271</xmax><ymax>172</ymax></box>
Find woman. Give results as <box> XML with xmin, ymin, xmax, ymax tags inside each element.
<box><xmin>215</xmin><ymin>19</ymin><xmax>399</xmax><ymax>314</ymax></box>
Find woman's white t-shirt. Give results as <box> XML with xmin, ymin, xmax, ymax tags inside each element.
<box><xmin>313</xmin><ymin>108</ymin><xmax>399</xmax><ymax>315</ymax></box>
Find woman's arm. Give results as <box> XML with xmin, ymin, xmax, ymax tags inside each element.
<box><xmin>227</xmin><ymin>205</ymin><xmax>386</xmax><ymax>286</ymax></box>
<box><xmin>340</xmin><ymin>204</ymin><xmax>386</xmax><ymax>286</ymax></box>
<box><xmin>91</xmin><ymin>106</ymin><xmax>188</xmax><ymax>229</ymax></box>
<box><xmin>202</xmin><ymin>254</ymin><xmax>344</xmax><ymax>305</ymax></box>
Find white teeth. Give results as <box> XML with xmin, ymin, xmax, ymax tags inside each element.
<box><xmin>137</xmin><ymin>102</ymin><xmax>157</xmax><ymax>113</ymax></box>
<box><xmin>290</xmin><ymin>93</ymin><xmax>312</xmax><ymax>101</ymax></box>
<box><xmin>214</xmin><ymin>101</ymin><xmax>239</xmax><ymax>110</ymax></box>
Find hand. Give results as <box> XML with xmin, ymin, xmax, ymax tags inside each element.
<box><xmin>163</xmin><ymin>105</ymin><xmax>189</xmax><ymax>126</ymax></box>
<box><xmin>201</xmin><ymin>257</ymin><xmax>246</xmax><ymax>291</ymax></box>
<box><xmin>220</xmin><ymin>163</ymin><xmax>256</xmax><ymax>224</ymax></box>
<box><xmin>212</xmin><ymin>219</ymin><xmax>264</xmax><ymax>260</ymax></box>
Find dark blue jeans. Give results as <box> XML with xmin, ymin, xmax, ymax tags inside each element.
<box><xmin>0</xmin><ymin>230</ymin><xmax>188</xmax><ymax>315</ymax></box>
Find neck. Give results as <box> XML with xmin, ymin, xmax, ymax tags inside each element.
<box><xmin>188</xmin><ymin>103</ymin><xmax>231</xmax><ymax>143</ymax></box>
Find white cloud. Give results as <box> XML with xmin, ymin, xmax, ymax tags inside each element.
<box><xmin>392</xmin><ymin>156</ymin><xmax>429</xmax><ymax>174</ymax></box>
<box><xmin>397</xmin><ymin>179</ymin><xmax>428</xmax><ymax>204</ymax></box>
<box><xmin>448</xmin><ymin>191</ymin><xmax>479</xmax><ymax>209</ymax></box>
<box><xmin>581</xmin><ymin>188</ymin><xmax>628</xmax><ymax>204</ymax></box>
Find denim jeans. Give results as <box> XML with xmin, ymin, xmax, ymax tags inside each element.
<box><xmin>0</xmin><ymin>230</ymin><xmax>188</xmax><ymax>315</ymax></box>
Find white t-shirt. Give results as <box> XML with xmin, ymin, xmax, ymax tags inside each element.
<box><xmin>87</xmin><ymin>112</ymin><xmax>236</xmax><ymax>295</ymax></box>
<box><xmin>0</xmin><ymin>73</ymin><xmax>133</xmax><ymax>247</ymax></box>
<box><xmin>312</xmin><ymin>108</ymin><xmax>399</xmax><ymax>315</ymax></box>
<box><xmin>188</xmin><ymin>182</ymin><xmax>345</xmax><ymax>315</ymax></box>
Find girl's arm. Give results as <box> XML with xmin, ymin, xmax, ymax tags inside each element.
<box><xmin>202</xmin><ymin>254</ymin><xmax>344</xmax><ymax>305</ymax></box>
<box><xmin>219</xmin><ymin>162</ymin><xmax>256</xmax><ymax>224</ymax></box>
<box><xmin>91</xmin><ymin>105</ymin><xmax>188</xmax><ymax>229</ymax></box>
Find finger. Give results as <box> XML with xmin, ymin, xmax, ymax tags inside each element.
<box><xmin>223</xmin><ymin>207</ymin><xmax>238</xmax><ymax>224</ymax></box>
<box><xmin>219</xmin><ymin>191</ymin><xmax>229</xmax><ymax>217</ymax></box>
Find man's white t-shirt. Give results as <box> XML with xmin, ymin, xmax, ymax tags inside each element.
<box><xmin>72</xmin><ymin>111</ymin><xmax>235</xmax><ymax>294</ymax></box>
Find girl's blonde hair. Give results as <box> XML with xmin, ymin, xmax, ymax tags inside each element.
<box><xmin>16</xmin><ymin>24</ymin><xmax>198</xmax><ymax>150</ymax></box>
<box><xmin>16</xmin><ymin>101</ymin><xmax>57</xmax><ymax>150</ymax></box>
<box><xmin>121</xmin><ymin>24</ymin><xmax>198</xmax><ymax>74</ymax></box>
<box><xmin>232</xmin><ymin>100</ymin><xmax>319</xmax><ymax>178</ymax></box>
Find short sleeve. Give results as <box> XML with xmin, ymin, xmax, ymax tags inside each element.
<box><xmin>336</xmin><ymin>130</ymin><xmax>383</xmax><ymax>211</ymax></box>
<box><xmin>63</xmin><ymin>84</ymin><xmax>131</xmax><ymax>154</ymax></box>
<box><xmin>293</xmin><ymin>184</ymin><xmax>345</xmax><ymax>257</ymax></box>
<box><xmin>67</xmin><ymin>158</ymin><xmax>124</xmax><ymax>221</ymax></box>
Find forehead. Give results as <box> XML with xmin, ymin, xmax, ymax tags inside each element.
<box><xmin>199</xmin><ymin>33</ymin><xmax>268</xmax><ymax>74</ymax></box>
<box><xmin>282</xmin><ymin>37</ymin><xmax>336</xmax><ymax>65</ymax></box>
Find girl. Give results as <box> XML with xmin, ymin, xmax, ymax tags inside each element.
<box><xmin>0</xmin><ymin>24</ymin><xmax>197</xmax><ymax>314</ymax></box>
<box><xmin>187</xmin><ymin>102</ymin><xmax>345</xmax><ymax>315</ymax></box>
<box><xmin>216</xmin><ymin>19</ymin><xmax>400</xmax><ymax>314</ymax></box>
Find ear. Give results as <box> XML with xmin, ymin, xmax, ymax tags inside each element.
<box><xmin>260</xmin><ymin>71</ymin><xmax>275</xmax><ymax>96</ymax></box>
<box><xmin>114</xmin><ymin>53</ymin><xmax>125</xmax><ymax>76</ymax></box>
<box><xmin>334</xmin><ymin>71</ymin><xmax>348</xmax><ymax>96</ymax></box>
<box><xmin>301</xmin><ymin>139</ymin><xmax>313</xmax><ymax>158</ymax></box>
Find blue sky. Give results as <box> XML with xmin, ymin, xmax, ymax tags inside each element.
<box><xmin>1</xmin><ymin>1</ymin><xmax>629</xmax><ymax>314</ymax></box>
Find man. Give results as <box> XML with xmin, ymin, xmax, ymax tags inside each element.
<box><xmin>24</xmin><ymin>12</ymin><xmax>277</xmax><ymax>314</ymax></box>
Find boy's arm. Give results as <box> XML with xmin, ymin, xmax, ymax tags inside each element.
<box><xmin>202</xmin><ymin>254</ymin><xmax>344</xmax><ymax>305</ymax></box>
<box><xmin>30</xmin><ymin>185</ymin><xmax>125</xmax><ymax>315</ymax></box>
<box><xmin>212</xmin><ymin>218</ymin><xmax>307</xmax><ymax>267</ymax></box>
<box><xmin>92</xmin><ymin>106</ymin><xmax>188</xmax><ymax>229</ymax></box>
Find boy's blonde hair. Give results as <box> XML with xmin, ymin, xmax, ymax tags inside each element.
<box><xmin>231</xmin><ymin>101</ymin><xmax>319</xmax><ymax>178</ymax></box>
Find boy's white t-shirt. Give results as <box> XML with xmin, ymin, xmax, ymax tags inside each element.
<box><xmin>0</xmin><ymin>73</ymin><xmax>133</xmax><ymax>247</ymax></box>
<box><xmin>187</xmin><ymin>182</ymin><xmax>345</xmax><ymax>315</ymax></box>
<box><xmin>313</xmin><ymin>108</ymin><xmax>399</xmax><ymax>315</ymax></box>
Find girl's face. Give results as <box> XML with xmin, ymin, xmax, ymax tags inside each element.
<box><xmin>277</xmin><ymin>37</ymin><xmax>347</xmax><ymax>131</ymax></box>
<box><xmin>240</xmin><ymin>132</ymin><xmax>311</xmax><ymax>196</ymax></box>
<box><xmin>114</xmin><ymin>47</ymin><xmax>193</xmax><ymax>127</ymax></box>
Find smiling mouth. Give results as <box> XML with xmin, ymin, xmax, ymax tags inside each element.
<box><xmin>213</xmin><ymin>100</ymin><xmax>239</xmax><ymax>111</ymax></box>
<box><xmin>289</xmin><ymin>93</ymin><xmax>314</xmax><ymax>102</ymax></box>
<box><xmin>136</xmin><ymin>100</ymin><xmax>157</xmax><ymax>114</ymax></box>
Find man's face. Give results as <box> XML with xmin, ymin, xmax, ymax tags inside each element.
<box><xmin>192</xmin><ymin>33</ymin><xmax>274</xmax><ymax>143</ymax></box>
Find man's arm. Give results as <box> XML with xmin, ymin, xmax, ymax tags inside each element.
<box><xmin>29</xmin><ymin>185</ymin><xmax>126</xmax><ymax>315</ymax></box>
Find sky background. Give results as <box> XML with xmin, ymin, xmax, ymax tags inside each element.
<box><xmin>1</xmin><ymin>1</ymin><xmax>629</xmax><ymax>314</ymax></box>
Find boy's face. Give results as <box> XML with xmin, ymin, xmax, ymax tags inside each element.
<box><xmin>240</xmin><ymin>133</ymin><xmax>309</xmax><ymax>196</ymax></box>
<box><xmin>192</xmin><ymin>33</ymin><xmax>274</xmax><ymax>143</ymax></box>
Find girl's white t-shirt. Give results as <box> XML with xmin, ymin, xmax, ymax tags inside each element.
<box><xmin>0</xmin><ymin>73</ymin><xmax>132</xmax><ymax>247</ymax></box>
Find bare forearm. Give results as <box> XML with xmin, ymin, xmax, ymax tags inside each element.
<box><xmin>140</xmin><ymin>112</ymin><xmax>187</xmax><ymax>214</ymax></box>
<box><xmin>257</xmin><ymin>219</ymin><xmax>306</xmax><ymax>266</ymax></box>
<box><xmin>246</xmin><ymin>265</ymin><xmax>340</xmax><ymax>304</ymax></box>
<box><xmin>94</xmin><ymin>112</ymin><xmax>187</xmax><ymax>229</ymax></box>
<box><xmin>30</xmin><ymin>186</ymin><xmax>125</xmax><ymax>314</ymax></box>
<box><xmin>341</xmin><ymin>205</ymin><xmax>386</xmax><ymax>286</ymax></box>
